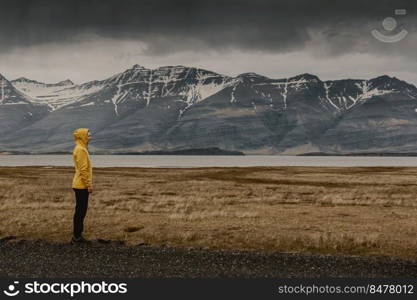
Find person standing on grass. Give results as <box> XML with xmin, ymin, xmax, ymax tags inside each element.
<box><xmin>71</xmin><ymin>128</ymin><xmax>93</xmax><ymax>244</ymax></box>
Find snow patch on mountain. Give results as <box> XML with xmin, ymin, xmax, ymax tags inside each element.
<box><xmin>183</xmin><ymin>72</ymin><xmax>234</xmax><ymax>105</ymax></box>
<box><xmin>12</xmin><ymin>77</ymin><xmax>105</xmax><ymax>110</ymax></box>
<box><xmin>323</xmin><ymin>82</ymin><xmax>341</xmax><ymax>111</ymax></box>
<box><xmin>354</xmin><ymin>81</ymin><xmax>392</xmax><ymax>100</ymax></box>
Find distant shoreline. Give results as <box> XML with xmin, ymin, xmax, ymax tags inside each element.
<box><xmin>0</xmin><ymin>147</ymin><xmax>245</xmax><ymax>156</ymax></box>
<box><xmin>3</xmin><ymin>150</ymin><xmax>417</xmax><ymax>156</ymax></box>
<box><xmin>298</xmin><ymin>152</ymin><xmax>417</xmax><ymax>157</ymax></box>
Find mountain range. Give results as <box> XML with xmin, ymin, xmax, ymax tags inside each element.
<box><xmin>1</xmin><ymin>64</ymin><xmax>417</xmax><ymax>154</ymax></box>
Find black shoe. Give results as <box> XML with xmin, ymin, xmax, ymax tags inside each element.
<box><xmin>71</xmin><ymin>235</ymin><xmax>91</xmax><ymax>244</ymax></box>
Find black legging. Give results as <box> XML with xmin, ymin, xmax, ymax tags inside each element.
<box><xmin>73</xmin><ymin>188</ymin><xmax>89</xmax><ymax>238</ymax></box>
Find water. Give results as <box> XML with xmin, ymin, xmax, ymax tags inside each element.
<box><xmin>1</xmin><ymin>155</ymin><xmax>417</xmax><ymax>167</ymax></box>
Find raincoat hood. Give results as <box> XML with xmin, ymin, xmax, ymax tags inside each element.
<box><xmin>73</xmin><ymin>128</ymin><xmax>90</xmax><ymax>148</ymax></box>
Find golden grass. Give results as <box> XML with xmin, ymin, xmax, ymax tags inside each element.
<box><xmin>1</xmin><ymin>166</ymin><xmax>417</xmax><ymax>259</ymax></box>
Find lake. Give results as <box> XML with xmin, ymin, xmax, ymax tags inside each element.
<box><xmin>1</xmin><ymin>155</ymin><xmax>417</xmax><ymax>167</ymax></box>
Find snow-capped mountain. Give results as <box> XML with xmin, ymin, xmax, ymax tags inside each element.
<box><xmin>0</xmin><ymin>74</ymin><xmax>49</xmax><ymax>137</ymax></box>
<box><xmin>1</xmin><ymin>65</ymin><xmax>417</xmax><ymax>154</ymax></box>
<box><xmin>11</xmin><ymin>77</ymin><xmax>106</xmax><ymax>110</ymax></box>
<box><xmin>62</xmin><ymin>64</ymin><xmax>236</xmax><ymax>116</ymax></box>
<box><xmin>1</xmin><ymin>75</ymin><xmax>33</xmax><ymax>105</ymax></box>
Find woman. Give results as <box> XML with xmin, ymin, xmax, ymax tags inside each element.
<box><xmin>71</xmin><ymin>128</ymin><xmax>93</xmax><ymax>244</ymax></box>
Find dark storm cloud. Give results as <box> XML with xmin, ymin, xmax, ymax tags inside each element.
<box><xmin>0</xmin><ymin>0</ymin><xmax>416</xmax><ymax>56</ymax></box>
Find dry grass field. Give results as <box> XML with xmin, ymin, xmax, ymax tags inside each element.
<box><xmin>1</xmin><ymin>166</ymin><xmax>417</xmax><ymax>259</ymax></box>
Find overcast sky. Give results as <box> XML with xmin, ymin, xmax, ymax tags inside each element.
<box><xmin>0</xmin><ymin>0</ymin><xmax>416</xmax><ymax>85</ymax></box>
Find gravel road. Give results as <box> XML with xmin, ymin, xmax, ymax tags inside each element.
<box><xmin>1</xmin><ymin>238</ymin><xmax>416</xmax><ymax>278</ymax></box>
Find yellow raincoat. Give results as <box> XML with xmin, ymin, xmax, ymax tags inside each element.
<box><xmin>72</xmin><ymin>128</ymin><xmax>93</xmax><ymax>189</ymax></box>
